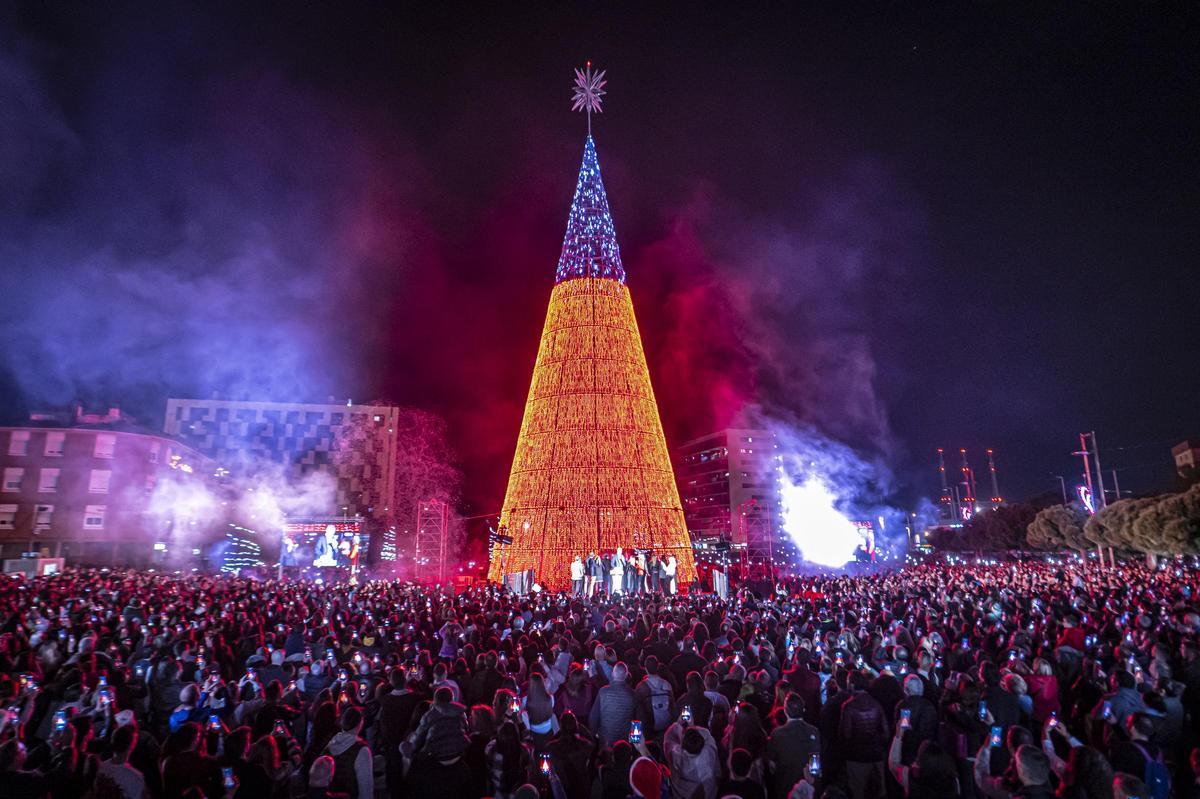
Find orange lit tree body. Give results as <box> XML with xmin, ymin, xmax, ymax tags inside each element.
<box><xmin>488</xmin><ymin>137</ymin><xmax>696</xmax><ymax>590</ymax></box>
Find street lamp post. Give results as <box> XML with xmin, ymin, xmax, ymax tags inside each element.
<box><xmin>1053</xmin><ymin>475</ymin><xmax>1068</xmax><ymax>504</ymax></box>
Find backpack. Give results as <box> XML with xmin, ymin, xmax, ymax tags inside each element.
<box><xmin>1132</xmin><ymin>743</ymin><xmax>1171</xmax><ymax>799</ymax></box>
<box><xmin>645</xmin><ymin>678</ymin><xmax>672</xmax><ymax>731</ymax></box>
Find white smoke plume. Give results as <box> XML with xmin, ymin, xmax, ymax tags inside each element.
<box><xmin>145</xmin><ymin>461</ymin><xmax>337</xmax><ymax>552</ymax></box>
<box><xmin>760</xmin><ymin>414</ymin><xmax>911</xmax><ymax>569</ymax></box>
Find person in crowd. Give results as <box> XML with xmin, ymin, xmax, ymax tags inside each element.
<box><xmin>161</xmin><ymin>722</ymin><xmax>224</xmax><ymax>798</ymax></box>
<box><xmin>571</xmin><ymin>556</ymin><xmax>585</xmax><ymax>597</ymax></box>
<box><xmin>223</xmin><ymin>725</ymin><xmax>273</xmax><ymax>798</ymax></box>
<box><xmin>0</xmin><ymin>737</ymin><xmax>52</xmax><ymax>799</ymax></box>
<box><xmin>629</xmin><ymin>754</ymin><xmax>669</xmax><ymax>798</ymax></box>
<box><xmin>767</xmin><ymin>693</ymin><xmax>820</xmax><ymax>799</ymax></box>
<box><xmin>886</xmin><ymin>731</ymin><xmax>960</xmax><ymax>798</ymax></box>
<box><xmin>0</xmin><ymin>557</ymin><xmax>1197</xmax><ymax>799</ymax></box>
<box><xmin>663</xmin><ymin>721</ymin><xmax>720</xmax><ymax>799</ymax></box>
<box><xmin>406</xmin><ymin>686</ymin><xmax>469</xmax><ymax>761</ymax></box>
<box><xmin>1026</xmin><ymin>658</ymin><xmax>1061</xmax><ymax>725</ymax></box>
<box><xmin>635</xmin><ymin>655</ymin><xmax>676</xmax><ymax>737</ymax></box>
<box><xmin>94</xmin><ymin>721</ymin><xmax>147</xmax><ymax>799</ymax></box>
<box><xmin>895</xmin><ymin>674</ymin><xmax>938</xmax><ymax>765</ymax></box>
<box><xmin>323</xmin><ymin>706</ymin><xmax>372</xmax><ymax>799</ymax></box>
<box><xmin>611</xmin><ymin>549</ymin><xmax>626</xmax><ymax>595</ymax></box>
<box><xmin>974</xmin><ymin>743</ymin><xmax>1054</xmax><ymax>799</ymax></box>
<box><xmin>306</xmin><ymin>755</ymin><xmax>345</xmax><ymax>799</ymax></box>
<box><xmin>722</xmin><ymin>746</ymin><xmax>769</xmax><ymax>799</ymax></box>
<box><xmin>1107</xmin><ymin>712</ymin><xmax>1170</xmax><ymax>799</ymax></box>
<box><xmin>598</xmin><ymin>740</ymin><xmax>635</xmax><ymax>799</ymax></box>
<box><xmin>839</xmin><ymin>670</ymin><xmax>890</xmax><ymax>799</ymax></box>
<box><xmin>585</xmin><ymin>552</ymin><xmax>600</xmax><ymax>598</ymax></box>
<box><xmin>665</xmin><ymin>555</ymin><xmax>678</xmax><ymax>594</ymax></box>
<box><xmin>1112</xmin><ymin>773</ymin><xmax>1150</xmax><ymax>799</ymax></box>
<box><xmin>546</xmin><ymin>710</ymin><xmax>593</xmax><ymax>799</ymax></box>
<box><xmin>484</xmin><ymin>720</ymin><xmax>530</xmax><ymax>799</ymax></box>
<box><xmin>590</xmin><ymin>662</ymin><xmax>638</xmax><ymax>747</ymax></box>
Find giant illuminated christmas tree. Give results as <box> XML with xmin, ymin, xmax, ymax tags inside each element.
<box><xmin>488</xmin><ymin>66</ymin><xmax>696</xmax><ymax>590</ymax></box>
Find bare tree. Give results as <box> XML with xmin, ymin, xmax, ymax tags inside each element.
<box><xmin>334</xmin><ymin>405</ymin><xmax>464</xmax><ymax>564</ymax></box>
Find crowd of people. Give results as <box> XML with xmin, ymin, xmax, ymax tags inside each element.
<box><xmin>1</xmin><ymin>556</ymin><xmax>1200</xmax><ymax>799</ymax></box>
<box><xmin>568</xmin><ymin>551</ymin><xmax>680</xmax><ymax>596</ymax></box>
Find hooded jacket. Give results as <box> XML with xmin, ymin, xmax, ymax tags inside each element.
<box><xmin>325</xmin><ymin>730</ymin><xmax>374</xmax><ymax>799</ymax></box>
<box><xmin>664</xmin><ymin>723</ymin><xmax>720</xmax><ymax>799</ymax></box>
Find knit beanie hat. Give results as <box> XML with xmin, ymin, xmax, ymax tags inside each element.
<box><xmin>629</xmin><ymin>756</ymin><xmax>666</xmax><ymax>798</ymax></box>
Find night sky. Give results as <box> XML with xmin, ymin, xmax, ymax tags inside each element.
<box><xmin>2</xmin><ymin>4</ymin><xmax>1198</xmax><ymax>517</ymax></box>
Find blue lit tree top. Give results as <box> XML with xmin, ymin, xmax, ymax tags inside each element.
<box><xmin>556</xmin><ymin>63</ymin><xmax>624</xmax><ymax>284</ymax></box>
<box><xmin>555</xmin><ymin>134</ymin><xmax>625</xmax><ymax>284</ymax></box>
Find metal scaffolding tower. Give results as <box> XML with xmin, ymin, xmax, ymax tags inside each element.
<box><xmin>415</xmin><ymin>498</ymin><xmax>449</xmax><ymax>584</ymax></box>
<box><xmin>739</xmin><ymin>498</ymin><xmax>775</xmax><ymax>582</ymax></box>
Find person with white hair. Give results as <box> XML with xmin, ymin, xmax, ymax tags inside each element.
<box><xmin>589</xmin><ymin>662</ymin><xmax>637</xmax><ymax>747</ymax></box>
<box><xmin>893</xmin><ymin>674</ymin><xmax>937</xmax><ymax>766</ymax></box>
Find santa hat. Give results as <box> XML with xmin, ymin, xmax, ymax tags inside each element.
<box><xmin>629</xmin><ymin>756</ymin><xmax>666</xmax><ymax>798</ymax></box>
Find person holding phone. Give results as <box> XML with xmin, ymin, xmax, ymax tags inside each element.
<box><xmin>544</xmin><ymin>711</ymin><xmax>593</xmax><ymax>799</ymax></box>
<box><xmin>894</xmin><ymin>676</ymin><xmax>938</xmax><ymax>766</ymax></box>
<box><xmin>973</xmin><ymin>743</ymin><xmax>1054</xmax><ymax>799</ymax></box>
<box><xmin>588</xmin><ymin>662</ymin><xmax>637</xmax><ymax>747</ymax></box>
<box><xmin>661</xmin><ymin>720</ymin><xmax>720</xmax><ymax>799</ymax></box>
<box><xmin>838</xmin><ymin>671</ymin><xmax>890</xmax><ymax>799</ymax></box>
<box><xmin>766</xmin><ymin>693</ymin><xmax>820</xmax><ymax>799</ymax></box>
<box><xmin>1090</xmin><ymin>671</ymin><xmax>1148</xmax><ymax>730</ymax></box>
<box><xmin>888</xmin><ymin>715</ymin><xmax>962</xmax><ymax>799</ymax></box>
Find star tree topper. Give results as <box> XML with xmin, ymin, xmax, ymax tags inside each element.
<box><xmin>571</xmin><ymin>61</ymin><xmax>607</xmax><ymax>135</ymax></box>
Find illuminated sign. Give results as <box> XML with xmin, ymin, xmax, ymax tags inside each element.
<box><xmin>1077</xmin><ymin>485</ymin><xmax>1095</xmax><ymax>515</ymax></box>
<box><xmin>283</xmin><ymin>521</ymin><xmax>362</xmax><ymax>534</ymax></box>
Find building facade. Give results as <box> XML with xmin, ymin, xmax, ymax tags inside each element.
<box><xmin>0</xmin><ymin>408</ymin><xmax>216</xmax><ymax>565</ymax></box>
<box><xmin>163</xmin><ymin>399</ymin><xmax>400</xmax><ymax>557</ymax></box>
<box><xmin>1173</xmin><ymin>440</ymin><xmax>1200</xmax><ymax>478</ymax></box>
<box><xmin>676</xmin><ymin>429</ymin><xmax>781</xmax><ymax>544</ymax></box>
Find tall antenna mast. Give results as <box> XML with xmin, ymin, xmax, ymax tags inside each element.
<box><xmin>960</xmin><ymin>448</ymin><xmax>976</xmax><ymax>516</ymax></box>
<box><xmin>571</xmin><ymin>61</ymin><xmax>607</xmax><ymax>137</ymax></box>
<box><xmin>987</xmin><ymin>448</ymin><xmax>1002</xmax><ymax>506</ymax></box>
<box><xmin>937</xmin><ymin>448</ymin><xmax>952</xmax><ymax>520</ymax></box>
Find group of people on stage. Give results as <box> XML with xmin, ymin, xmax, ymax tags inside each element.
<box><xmin>569</xmin><ymin>549</ymin><xmax>679</xmax><ymax>596</ymax></box>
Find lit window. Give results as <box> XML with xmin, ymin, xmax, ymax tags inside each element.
<box><xmin>34</xmin><ymin>504</ymin><xmax>53</xmax><ymax>530</ymax></box>
<box><xmin>38</xmin><ymin>469</ymin><xmax>60</xmax><ymax>493</ymax></box>
<box><xmin>2</xmin><ymin>467</ymin><xmax>23</xmax><ymax>492</ymax></box>
<box><xmin>94</xmin><ymin>433</ymin><xmax>116</xmax><ymax>459</ymax></box>
<box><xmin>0</xmin><ymin>504</ymin><xmax>15</xmax><ymax>529</ymax></box>
<box><xmin>8</xmin><ymin>431</ymin><xmax>29</xmax><ymax>456</ymax></box>
<box><xmin>83</xmin><ymin>505</ymin><xmax>106</xmax><ymax>529</ymax></box>
<box><xmin>44</xmin><ymin>432</ymin><xmax>65</xmax><ymax>457</ymax></box>
<box><xmin>88</xmin><ymin>470</ymin><xmax>112</xmax><ymax>494</ymax></box>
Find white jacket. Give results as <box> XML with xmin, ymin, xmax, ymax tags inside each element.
<box><xmin>664</xmin><ymin>723</ymin><xmax>719</xmax><ymax>799</ymax></box>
